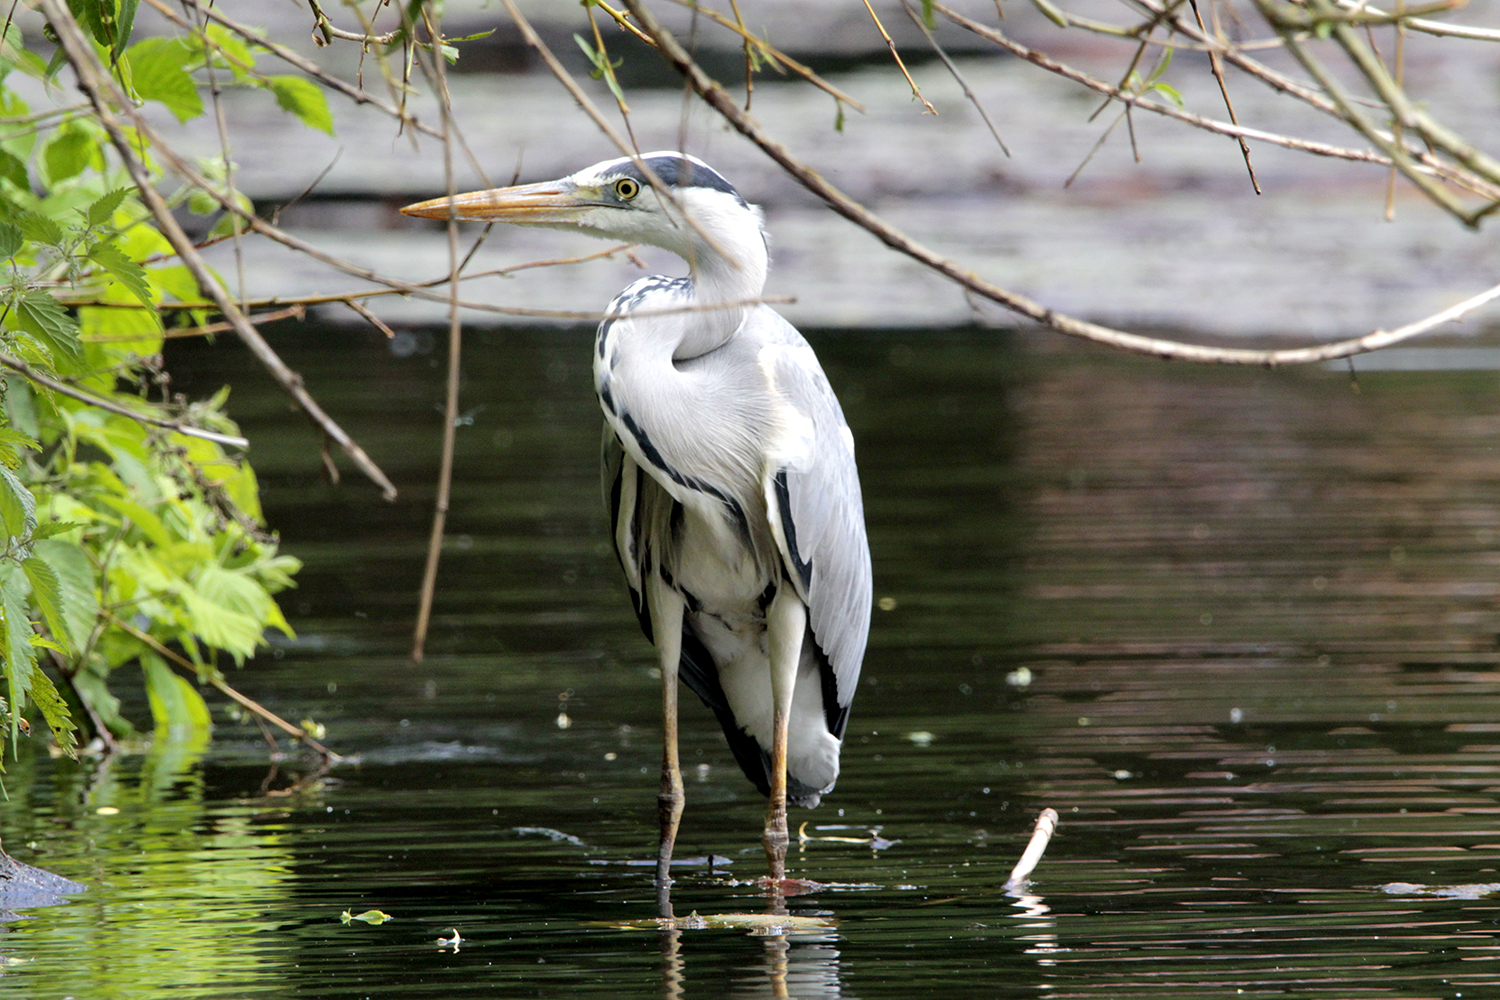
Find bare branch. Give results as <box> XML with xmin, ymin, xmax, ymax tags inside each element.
<box><xmin>43</xmin><ymin>0</ymin><xmax>398</xmax><ymax>500</ymax></box>
<box><xmin>621</xmin><ymin>0</ymin><xmax>1500</xmax><ymax>367</ymax></box>
<box><xmin>0</xmin><ymin>351</ymin><xmax>250</xmax><ymax>449</ymax></box>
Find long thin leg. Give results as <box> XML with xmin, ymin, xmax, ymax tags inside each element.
<box><xmin>763</xmin><ymin>585</ymin><xmax>807</xmax><ymax>888</ymax></box>
<box><xmin>647</xmin><ymin>573</ymin><xmax>686</xmax><ymax>917</ymax></box>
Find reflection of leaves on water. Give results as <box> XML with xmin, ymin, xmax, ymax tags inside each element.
<box><xmin>513</xmin><ymin>826</ymin><xmax>588</xmax><ymax>848</ymax></box>
<box><xmin>1382</xmin><ymin>882</ymin><xmax>1500</xmax><ymax>900</ymax></box>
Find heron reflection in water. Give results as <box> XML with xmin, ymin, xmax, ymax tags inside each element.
<box><xmin>403</xmin><ymin>152</ymin><xmax>872</xmax><ymax>903</ymax></box>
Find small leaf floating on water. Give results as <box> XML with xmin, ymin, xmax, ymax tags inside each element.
<box><xmin>436</xmin><ymin>928</ymin><xmax>464</xmax><ymax>951</ymax></box>
<box><xmin>796</xmin><ymin>822</ymin><xmax>898</xmax><ymax>850</ymax></box>
<box><xmin>340</xmin><ymin>909</ymin><xmax>394</xmax><ymax>925</ymax></box>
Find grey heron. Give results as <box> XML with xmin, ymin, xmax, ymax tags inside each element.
<box><xmin>401</xmin><ymin>152</ymin><xmax>872</xmax><ymax>897</ymax></box>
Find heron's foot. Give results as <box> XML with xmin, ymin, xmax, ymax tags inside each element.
<box><xmin>762</xmin><ymin>816</ymin><xmax>789</xmax><ymax>876</ymax></box>
<box><xmin>758</xmin><ymin>875</ymin><xmax>821</xmax><ymax>899</ymax></box>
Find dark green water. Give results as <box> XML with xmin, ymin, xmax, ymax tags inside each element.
<box><xmin>5</xmin><ymin>324</ymin><xmax>1500</xmax><ymax>998</ymax></box>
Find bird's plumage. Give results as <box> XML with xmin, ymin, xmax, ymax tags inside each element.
<box><xmin>401</xmin><ymin>151</ymin><xmax>871</xmax><ymax>879</ymax></box>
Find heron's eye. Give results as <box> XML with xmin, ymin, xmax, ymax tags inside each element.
<box><xmin>613</xmin><ymin>177</ymin><xmax>641</xmax><ymax>201</ymax></box>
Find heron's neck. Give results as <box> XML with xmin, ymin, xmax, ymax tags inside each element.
<box><xmin>674</xmin><ymin>223</ymin><xmax>767</xmax><ymax>359</ymax></box>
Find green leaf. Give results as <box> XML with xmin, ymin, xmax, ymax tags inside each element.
<box><xmin>341</xmin><ymin>909</ymin><xmax>394</xmax><ymax>925</ymax></box>
<box><xmin>68</xmin><ymin>0</ymin><xmax>116</xmax><ymax>48</ymax></box>
<box><xmin>125</xmin><ymin>38</ymin><xmax>204</xmax><ymax>123</ymax></box>
<box><xmin>1150</xmin><ymin>81</ymin><xmax>1184</xmax><ymax>108</ymax></box>
<box><xmin>32</xmin><ymin>540</ymin><xmax>96</xmax><ymax>655</ymax></box>
<box><xmin>573</xmin><ymin>35</ymin><xmax>627</xmax><ymax>108</ymax></box>
<box><xmin>267</xmin><ymin>76</ymin><xmax>334</xmax><ymax>136</ymax></box>
<box><xmin>12</xmin><ymin>289</ymin><xmax>84</xmax><ymax>374</ymax></box>
<box><xmin>85</xmin><ymin>187</ymin><xmax>131</xmax><ymax>228</ymax></box>
<box><xmin>93</xmin><ymin>494</ymin><xmax>172</xmax><ymax>548</ymax></box>
<box><xmin>43</xmin><ymin>125</ymin><xmax>94</xmax><ymax>184</ymax></box>
<box><xmin>0</xmin><ymin>426</ymin><xmax>37</xmax><ymax>469</ymax></box>
<box><xmin>26</xmin><ymin>663</ymin><xmax>76</xmax><ymax>756</ymax></box>
<box><xmin>14</xmin><ymin>208</ymin><xmax>64</xmax><ymax>250</ymax></box>
<box><xmin>20</xmin><ymin>556</ymin><xmax>69</xmax><ymax>655</ymax></box>
<box><xmin>29</xmin><ymin>521</ymin><xmax>83</xmax><ymax>541</ymax></box>
<box><xmin>0</xmin><ymin>462</ymin><xmax>36</xmax><ymax>543</ymax></box>
<box><xmin>0</xmin><ymin>562</ymin><xmax>35</xmax><ymax>749</ymax></box>
<box><xmin>0</xmin><ymin>222</ymin><xmax>20</xmax><ymax>259</ymax></box>
<box><xmin>921</xmin><ymin>0</ymin><xmax>937</xmax><ymax>29</ymax></box>
<box><xmin>87</xmin><ymin>240</ymin><xmax>157</xmax><ymax>308</ymax></box>
<box><xmin>113</xmin><ymin>0</ymin><xmax>140</xmax><ymax>62</ymax></box>
<box><xmin>204</xmin><ymin>24</ymin><xmax>256</xmax><ymax>81</ymax></box>
<box><xmin>0</xmin><ymin>150</ymin><xmax>27</xmax><ymax>192</ymax></box>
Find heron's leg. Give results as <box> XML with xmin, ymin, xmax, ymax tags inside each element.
<box><xmin>647</xmin><ymin>573</ymin><xmax>686</xmax><ymax>915</ymax></box>
<box><xmin>763</xmin><ymin>586</ymin><xmax>808</xmax><ymax>885</ymax></box>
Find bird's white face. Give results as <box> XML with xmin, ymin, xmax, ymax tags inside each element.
<box><xmin>400</xmin><ymin>152</ymin><xmax>761</xmax><ymax>269</ymax></box>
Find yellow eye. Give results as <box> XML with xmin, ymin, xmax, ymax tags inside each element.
<box><xmin>613</xmin><ymin>177</ymin><xmax>640</xmax><ymax>201</ymax></box>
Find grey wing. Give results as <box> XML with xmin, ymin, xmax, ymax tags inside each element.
<box><xmin>761</xmin><ymin>313</ymin><xmax>873</xmax><ymax>737</ymax></box>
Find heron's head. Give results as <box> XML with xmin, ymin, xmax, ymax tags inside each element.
<box><xmin>400</xmin><ymin>151</ymin><xmax>766</xmax><ymax>275</ymax></box>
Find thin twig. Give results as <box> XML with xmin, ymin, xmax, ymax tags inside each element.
<box><xmin>940</xmin><ymin>3</ymin><xmax>1500</xmax><ymax>202</ymax></box>
<box><xmin>151</xmin><ymin>0</ymin><xmax>440</xmax><ymax>140</ymax></box>
<box><xmin>44</xmin><ymin>0</ymin><xmax>398</xmax><ymax>500</ymax></box>
<box><xmin>411</xmin><ymin>5</ymin><xmax>464</xmax><ymax>664</ymax></box>
<box><xmin>862</xmin><ymin>0</ymin><xmax>937</xmax><ymax>114</ymax></box>
<box><xmin>341</xmin><ymin>297</ymin><xmax>396</xmax><ymax>340</ymax></box>
<box><xmin>80</xmin><ymin>305</ymin><xmax>307</xmax><ymax>341</ymax></box>
<box><xmin>621</xmin><ymin>0</ymin><xmax>1500</xmax><ymax>367</ymax></box>
<box><xmin>1190</xmin><ymin>0</ymin><xmax>1260</xmax><ymax>193</ymax></box>
<box><xmin>0</xmin><ymin>351</ymin><xmax>249</xmax><ymax>448</ymax></box>
<box><xmin>901</xmin><ymin>0</ymin><xmax>1009</xmax><ymax>156</ymax></box>
<box><xmin>658</xmin><ymin>0</ymin><xmax>866</xmax><ymax>112</ymax></box>
<box><xmin>110</xmin><ymin>615</ymin><xmax>340</xmax><ymax>762</ymax></box>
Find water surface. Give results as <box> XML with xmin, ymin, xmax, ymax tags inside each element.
<box><xmin>5</xmin><ymin>325</ymin><xmax>1500</xmax><ymax>998</ymax></box>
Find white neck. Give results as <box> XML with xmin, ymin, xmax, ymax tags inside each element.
<box><xmin>645</xmin><ymin>188</ymin><xmax>767</xmax><ymax>360</ymax></box>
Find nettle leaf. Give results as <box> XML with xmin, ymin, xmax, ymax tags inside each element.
<box><xmin>0</xmin><ymin>150</ymin><xmax>27</xmax><ymax>192</ymax></box>
<box><xmin>125</xmin><ymin>37</ymin><xmax>204</xmax><ymax>123</ymax></box>
<box><xmin>26</xmin><ymin>663</ymin><xmax>76</xmax><ymax>756</ymax></box>
<box><xmin>20</xmin><ymin>555</ymin><xmax>69</xmax><ymax>655</ymax></box>
<box><xmin>29</xmin><ymin>521</ymin><xmax>83</xmax><ymax>541</ymax></box>
<box><xmin>12</xmin><ymin>289</ymin><xmax>84</xmax><ymax>374</ymax></box>
<box><xmin>87</xmin><ymin>240</ymin><xmax>157</xmax><ymax>308</ymax></box>
<box><xmin>0</xmin><ymin>562</ymin><xmax>36</xmax><ymax>747</ymax></box>
<box><xmin>85</xmin><ymin>187</ymin><xmax>131</xmax><ymax>228</ymax></box>
<box><xmin>32</xmin><ymin>540</ymin><xmax>98</xmax><ymax>655</ymax></box>
<box><xmin>0</xmin><ymin>222</ymin><xmax>21</xmax><ymax>259</ymax></box>
<box><xmin>267</xmin><ymin>76</ymin><xmax>335</xmax><ymax>136</ymax></box>
<box><xmin>0</xmin><ymin>462</ymin><xmax>37</xmax><ymax>543</ymax></box>
<box><xmin>0</xmin><ymin>426</ymin><xmax>37</xmax><ymax>469</ymax></box>
<box><xmin>15</xmin><ymin>208</ymin><xmax>65</xmax><ymax>250</ymax></box>
<box><xmin>43</xmin><ymin>125</ymin><xmax>95</xmax><ymax>184</ymax></box>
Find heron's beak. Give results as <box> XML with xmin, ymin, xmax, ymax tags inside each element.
<box><xmin>399</xmin><ymin>181</ymin><xmax>593</xmax><ymax>224</ymax></box>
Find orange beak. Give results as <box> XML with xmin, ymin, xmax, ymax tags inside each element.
<box><xmin>399</xmin><ymin>181</ymin><xmax>593</xmax><ymax>224</ymax></box>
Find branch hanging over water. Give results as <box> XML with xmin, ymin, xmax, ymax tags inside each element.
<box><xmin>620</xmin><ymin>0</ymin><xmax>1500</xmax><ymax>367</ymax></box>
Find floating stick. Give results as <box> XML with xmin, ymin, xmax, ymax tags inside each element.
<box><xmin>1006</xmin><ymin>808</ymin><xmax>1060</xmax><ymax>886</ymax></box>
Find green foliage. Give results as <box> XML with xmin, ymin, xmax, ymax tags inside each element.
<box><xmin>267</xmin><ymin>76</ymin><xmax>335</xmax><ymax>136</ymax></box>
<box><xmin>0</xmin><ymin>7</ymin><xmax>341</xmax><ymax>764</ymax></box>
